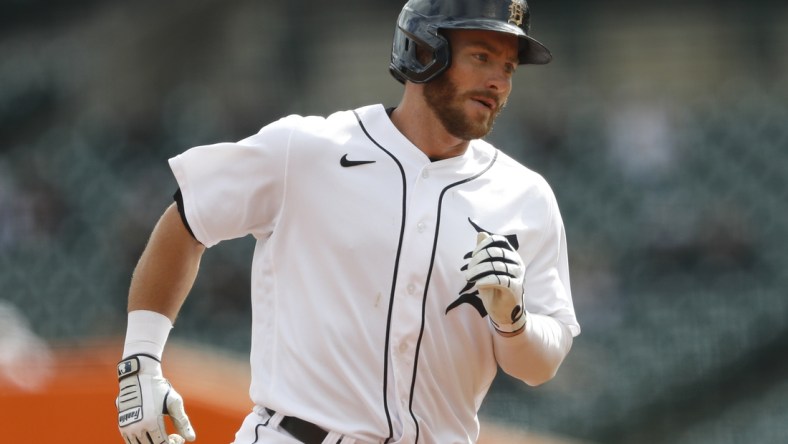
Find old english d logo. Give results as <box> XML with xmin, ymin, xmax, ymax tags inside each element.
<box><xmin>445</xmin><ymin>218</ymin><xmax>520</xmax><ymax>318</ymax></box>
<box><xmin>508</xmin><ymin>0</ymin><xmax>525</xmax><ymax>26</ymax></box>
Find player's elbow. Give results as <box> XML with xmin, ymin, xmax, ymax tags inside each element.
<box><xmin>520</xmin><ymin>364</ymin><xmax>561</xmax><ymax>387</ymax></box>
<box><xmin>505</xmin><ymin>349</ymin><xmax>567</xmax><ymax>386</ymax></box>
<box><xmin>495</xmin><ymin>314</ymin><xmax>575</xmax><ymax>386</ymax></box>
<box><xmin>526</xmin><ymin>335</ymin><xmax>573</xmax><ymax>386</ymax></box>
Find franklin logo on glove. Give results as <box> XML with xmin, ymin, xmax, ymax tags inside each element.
<box><xmin>118</xmin><ymin>407</ymin><xmax>142</xmax><ymax>426</ymax></box>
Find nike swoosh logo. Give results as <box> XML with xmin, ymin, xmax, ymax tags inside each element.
<box><xmin>340</xmin><ymin>154</ymin><xmax>376</xmax><ymax>167</ymax></box>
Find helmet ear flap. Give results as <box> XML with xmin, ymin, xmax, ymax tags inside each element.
<box><xmin>390</xmin><ymin>20</ymin><xmax>451</xmax><ymax>84</ymax></box>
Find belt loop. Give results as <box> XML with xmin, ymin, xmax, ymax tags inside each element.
<box><xmin>324</xmin><ymin>431</ymin><xmax>354</xmax><ymax>444</ymax></box>
<box><xmin>265</xmin><ymin>407</ymin><xmax>329</xmax><ymax>443</ymax></box>
<box><xmin>262</xmin><ymin>407</ymin><xmax>284</xmax><ymax>429</ymax></box>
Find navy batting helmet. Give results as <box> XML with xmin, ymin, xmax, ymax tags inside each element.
<box><xmin>389</xmin><ymin>0</ymin><xmax>552</xmax><ymax>84</ymax></box>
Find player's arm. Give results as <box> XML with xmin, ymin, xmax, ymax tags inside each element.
<box><xmin>465</xmin><ymin>232</ymin><xmax>574</xmax><ymax>386</ymax></box>
<box><xmin>492</xmin><ymin>312</ymin><xmax>573</xmax><ymax>386</ymax></box>
<box><xmin>116</xmin><ymin>203</ymin><xmax>203</xmax><ymax>444</ymax></box>
<box><xmin>128</xmin><ymin>202</ymin><xmax>205</xmax><ymax>319</ymax></box>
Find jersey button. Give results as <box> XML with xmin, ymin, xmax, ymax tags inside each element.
<box><xmin>399</xmin><ymin>342</ymin><xmax>408</xmax><ymax>353</ymax></box>
<box><xmin>406</xmin><ymin>284</ymin><xmax>415</xmax><ymax>294</ymax></box>
<box><xmin>421</xmin><ymin>170</ymin><xmax>429</xmax><ymax>179</ymax></box>
<box><xmin>416</xmin><ymin>222</ymin><xmax>426</xmax><ymax>232</ymax></box>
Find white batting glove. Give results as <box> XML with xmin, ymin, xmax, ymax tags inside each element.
<box><xmin>116</xmin><ymin>354</ymin><xmax>196</xmax><ymax>444</ymax></box>
<box><xmin>466</xmin><ymin>232</ymin><xmax>527</xmax><ymax>334</ymax></box>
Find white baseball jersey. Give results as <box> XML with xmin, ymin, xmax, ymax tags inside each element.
<box><xmin>169</xmin><ymin>104</ymin><xmax>580</xmax><ymax>443</ymax></box>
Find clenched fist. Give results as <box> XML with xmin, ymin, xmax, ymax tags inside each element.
<box><xmin>465</xmin><ymin>232</ymin><xmax>527</xmax><ymax>334</ymax></box>
<box><xmin>116</xmin><ymin>354</ymin><xmax>196</xmax><ymax>444</ymax></box>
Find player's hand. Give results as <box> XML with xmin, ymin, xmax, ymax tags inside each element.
<box><xmin>466</xmin><ymin>232</ymin><xmax>527</xmax><ymax>334</ymax></box>
<box><xmin>116</xmin><ymin>354</ymin><xmax>196</xmax><ymax>444</ymax></box>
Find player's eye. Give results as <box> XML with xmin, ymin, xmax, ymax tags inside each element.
<box><xmin>473</xmin><ymin>53</ymin><xmax>489</xmax><ymax>62</ymax></box>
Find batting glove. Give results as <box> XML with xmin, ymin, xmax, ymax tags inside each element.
<box><xmin>116</xmin><ymin>354</ymin><xmax>196</xmax><ymax>444</ymax></box>
<box><xmin>466</xmin><ymin>232</ymin><xmax>527</xmax><ymax>334</ymax></box>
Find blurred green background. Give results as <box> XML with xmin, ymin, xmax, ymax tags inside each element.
<box><xmin>1</xmin><ymin>0</ymin><xmax>787</xmax><ymax>443</ymax></box>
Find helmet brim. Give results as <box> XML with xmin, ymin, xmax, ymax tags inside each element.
<box><xmin>439</xmin><ymin>20</ymin><xmax>552</xmax><ymax>65</ymax></box>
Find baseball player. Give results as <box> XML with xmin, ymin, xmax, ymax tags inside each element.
<box><xmin>115</xmin><ymin>0</ymin><xmax>580</xmax><ymax>443</ymax></box>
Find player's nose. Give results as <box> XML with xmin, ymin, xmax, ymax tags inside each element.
<box><xmin>485</xmin><ymin>67</ymin><xmax>512</xmax><ymax>94</ymax></box>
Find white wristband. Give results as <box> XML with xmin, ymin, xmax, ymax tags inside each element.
<box><xmin>122</xmin><ymin>310</ymin><xmax>173</xmax><ymax>360</ymax></box>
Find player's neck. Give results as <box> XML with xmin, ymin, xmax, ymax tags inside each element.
<box><xmin>390</xmin><ymin>94</ymin><xmax>470</xmax><ymax>161</ymax></box>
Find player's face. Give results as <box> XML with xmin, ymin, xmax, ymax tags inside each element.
<box><xmin>424</xmin><ymin>29</ymin><xmax>518</xmax><ymax>140</ymax></box>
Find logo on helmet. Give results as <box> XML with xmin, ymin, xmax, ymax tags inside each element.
<box><xmin>508</xmin><ymin>0</ymin><xmax>525</xmax><ymax>26</ymax></box>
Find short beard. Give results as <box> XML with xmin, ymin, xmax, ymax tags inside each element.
<box><xmin>423</xmin><ymin>73</ymin><xmax>505</xmax><ymax>140</ymax></box>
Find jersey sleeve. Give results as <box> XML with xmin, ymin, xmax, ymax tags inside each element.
<box><xmin>167</xmin><ymin>115</ymin><xmax>300</xmax><ymax>248</ymax></box>
<box><xmin>524</xmin><ymin>180</ymin><xmax>581</xmax><ymax>337</ymax></box>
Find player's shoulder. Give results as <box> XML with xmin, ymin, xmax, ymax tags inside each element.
<box><xmin>256</xmin><ymin>106</ymin><xmax>375</xmax><ymax>140</ymax></box>
<box><xmin>477</xmin><ymin>141</ymin><xmax>550</xmax><ymax>186</ymax></box>
<box><xmin>474</xmin><ymin>140</ymin><xmax>560</xmax><ymax>207</ymax></box>
<box><xmin>237</xmin><ymin>105</ymin><xmax>383</xmax><ymax>154</ymax></box>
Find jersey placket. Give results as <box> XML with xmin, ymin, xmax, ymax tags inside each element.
<box><xmin>388</xmin><ymin>163</ymin><xmax>441</xmax><ymax>441</ymax></box>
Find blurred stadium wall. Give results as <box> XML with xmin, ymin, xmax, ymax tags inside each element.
<box><xmin>1</xmin><ymin>0</ymin><xmax>787</xmax><ymax>443</ymax></box>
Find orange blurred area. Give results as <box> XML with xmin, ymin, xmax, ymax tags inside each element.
<box><xmin>0</xmin><ymin>340</ymin><xmax>251</xmax><ymax>443</ymax></box>
<box><xmin>0</xmin><ymin>340</ymin><xmax>577</xmax><ymax>444</ymax></box>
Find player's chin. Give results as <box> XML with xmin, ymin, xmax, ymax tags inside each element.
<box><xmin>464</xmin><ymin>109</ymin><xmax>496</xmax><ymax>138</ymax></box>
<box><xmin>442</xmin><ymin>103</ymin><xmax>496</xmax><ymax>140</ymax></box>
<box><xmin>460</xmin><ymin>120</ymin><xmax>494</xmax><ymax>140</ymax></box>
